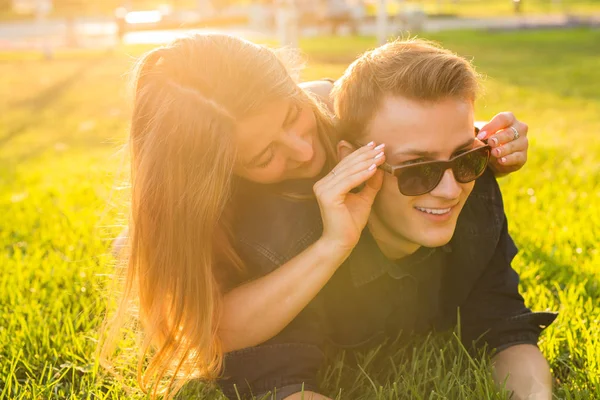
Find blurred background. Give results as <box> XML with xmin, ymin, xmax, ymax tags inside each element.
<box><xmin>1</xmin><ymin>0</ymin><xmax>600</xmax><ymax>50</ymax></box>
<box><xmin>1</xmin><ymin>1</ymin><xmax>599</xmax><ymax>399</ymax></box>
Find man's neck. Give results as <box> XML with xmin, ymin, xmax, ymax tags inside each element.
<box><xmin>367</xmin><ymin>213</ymin><xmax>421</xmax><ymax>261</ymax></box>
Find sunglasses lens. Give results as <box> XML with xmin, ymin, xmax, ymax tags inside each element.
<box><xmin>454</xmin><ymin>147</ymin><xmax>490</xmax><ymax>183</ymax></box>
<box><xmin>397</xmin><ymin>163</ymin><xmax>444</xmax><ymax>196</ymax></box>
<box><xmin>395</xmin><ymin>147</ymin><xmax>490</xmax><ymax>196</ymax></box>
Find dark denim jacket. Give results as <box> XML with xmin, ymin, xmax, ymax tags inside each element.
<box><xmin>218</xmin><ymin>169</ymin><xmax>557</xmax><ymax>400</ymax></box>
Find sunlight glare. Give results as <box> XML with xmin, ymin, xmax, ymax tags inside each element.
<box><xmin>125</xmin><ymin>11</ymin><xmax>162</xmax><ymax>25</ymax></box>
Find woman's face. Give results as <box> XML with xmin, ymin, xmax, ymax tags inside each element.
<box><xmin>234</xmin><ymin>100</ymin><xmax>327</xmax><ymax>184</ymax></box>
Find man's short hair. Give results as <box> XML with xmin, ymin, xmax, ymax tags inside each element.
<box><xmin>332</xmin><ymin>38</ymin><xmax>481</xmax><ymax>141</ymax></box>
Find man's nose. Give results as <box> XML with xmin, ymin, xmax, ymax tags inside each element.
<box><xmin>430</xmin><ymin>169</ymin><xmax>462</xmax><ymax>199</ymax></box>
<box><xmin>281</xmin><ymin>130</ymin><xmax>314</xmax><ymax>163</ymax></box>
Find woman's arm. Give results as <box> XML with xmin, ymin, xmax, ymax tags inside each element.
<box><xmin>219</xmin><ymin>142</ymin><xmax>386</xmax><ymax>352</ymax></box>
<box><xmin>113</xmin><ymin>228</ymin><xmax>354</xmax><ymax>353</ymax></box>
<box><xmin>219</xmin><ymin>238</ymin><xmax>346</xmax><ymax>352</ymax></box>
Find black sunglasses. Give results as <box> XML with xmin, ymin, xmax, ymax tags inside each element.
<box><xmin>380</xmin><ymin>145</ymin><xmax>491</xmax><ymax>196</ymax></box>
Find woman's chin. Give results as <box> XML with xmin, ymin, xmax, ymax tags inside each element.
<box><xmin>307</xmin><ymin>145</ymin><xmax>327</xmax><ymax>178</ymax></box>
<box><xmin>303</xmin><ymin>157</ymin><xmax>326</xmax><ymax>179</ymax></box>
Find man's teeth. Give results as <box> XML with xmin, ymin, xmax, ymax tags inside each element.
<box><xmin>416</xmin><ymin>207</ymin><xmax>451</xmax><ymax>215</ymax></box>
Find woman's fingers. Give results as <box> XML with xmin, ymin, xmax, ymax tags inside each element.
<box><xmin>320</xmin><ymin>150</ymin><xmax>386</xmax><ymax>196</ymax></box>
<box><xmin>315</xmin><ymin>148</ymin><xmax>386</xmax><ymax>202</ymax></box>
<box><xmin>476</xmin><ymin>111</ymin><xmax>518</xmax><ymax>141</ymax></box>
<box><xmin>316</xmin><ymin>160</ymin><xmax>380</xmax><ymax>202</ymax></box>
<box><xmin>356</xmin><ymin>169</ymin><xmax>384</xmax><ymax>205</ymax></box>
<box><xmin>485</xmin><ymin>123</ymin><xmax>528</xmax><ymax>169</ymax></box>
<box><xmin>488</xmin><ymin>127</ymin><xmax>516</xmax><ymax>147</ymax></box>
<box><xmin>490</xmin><ymin>132</ymin><xmax>528</xmax><ymax>158</ymax></box>
<box><xmin>330</xmin><ymin>151</ymin><xmax>385</xmax><ymax>183</ymax></box>
<box><xmin>317</xmin><ymin>142</ymin><xmax>384</xmax><ymax>188</ymax></box>
<box><xmin>333</xmin><ymin>141</ymin><xmax>376</xmax><ymax>168</ymax></box>
<box><xmin>476</xmin><ymin>113</ymin><xmax>528</xmax><ymax>148</ymax></box>
<box><xmin>474</xmin><ymin>112</ymin><xmax>530</xmax><ymax>175</ymax></box>
<box><xmin>495</xmin><ymin>151</ymin><xmax>526</xmax><ymax>167</ymax></box>
<box><xmin>330</xmin><ymin>143</ymin><xmax>385</xmax><ymax>177</ymax></box>
<box><xmin>487</xmin><ymin>122</ymin><xmax>528</xmax><ymax>145</ymax></box>
<box><xmin>332</xmin><ymin>162</ymin><xmax>380</xmax><ymax>193</ymax></box>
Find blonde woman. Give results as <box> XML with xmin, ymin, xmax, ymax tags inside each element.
<box><xmin>101</xmin><ymin>33</ymin><xmax>531</xmax><ymax>399</ymax></box>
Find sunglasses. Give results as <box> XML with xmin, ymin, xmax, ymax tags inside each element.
<box><xmin>380</xmin><ymin>145</ymin><xmax>491</xmax><ymax>196</ymax></box>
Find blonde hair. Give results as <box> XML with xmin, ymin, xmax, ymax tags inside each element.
<box><xmin>100</xmin><ymin>34</ymin><xmax>336</xmax><ymax>398</ymax></box>
<box><xmin>332</xmin><ymin>38</ymin><xmax>481</xmax><ymax>142</ymax></box>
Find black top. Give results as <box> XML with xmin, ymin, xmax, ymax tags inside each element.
<box><xmin>217</xmin><ymin>169</ymin><xmax>557</xmax><ymax>400</ymax></box>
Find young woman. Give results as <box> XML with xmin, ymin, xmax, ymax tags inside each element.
<box><xmin>100</xmin><ymin>33</ymin><xmax>531</xmax><ymax>399</ymax></box>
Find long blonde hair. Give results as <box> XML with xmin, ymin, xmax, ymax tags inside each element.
<box><xmin>100</xmin><ymin>34</ymin><xmax>336</xmax><ymax>398</ymax></box>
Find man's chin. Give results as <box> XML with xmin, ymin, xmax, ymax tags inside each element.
<box><xmin>414</xmin><ymin>217</ymin><xmax>460</xmax><ymax>248</ymax></box>
<box><xmin>413</xmin><ymin>231</ymin><xmax>454</xmax><ymax>249</ymax></box>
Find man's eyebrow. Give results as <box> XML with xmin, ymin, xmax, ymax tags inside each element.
<box><xmin>392</xmin><ymin>137</ymin><xmax>475</xmax><ymax>158</ymax></box>
<box><xmin>244</xmin><ymin>104</ymin><xmax>294</xmax><ymax>166</ymax></box>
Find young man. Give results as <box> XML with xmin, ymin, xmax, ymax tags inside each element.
<box><xmin>219</xmin><ymin>39</ymin><xmax>557</xmax><ymax>400</ymax></box>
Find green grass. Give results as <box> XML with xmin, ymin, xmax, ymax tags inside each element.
<box><xmin>1</xmin><ymin>28</ymin><xmax>599</xmax><ymax>399</ymax></box>
<box><xmin>2</xmin><ymin>0</ymin><xmax>600</xmax><ymax>20</ymax></box>
<box><xmin>367</xmin><ymin>0</ymin><xmax>600</xmax><ymax>17</ymax></box>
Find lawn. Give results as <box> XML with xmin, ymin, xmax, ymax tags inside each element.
<box><xmin>0</xmin><ymin>29</ymin><xmax>599</xmax><ymax>399</ymax></box>
<box><xmin>2</xmin><ymin>0</ymin><xmax>600</xmax><ymax>20</ymax></box>
<box><xmin>371</xmin><ymin>0</ymin><xmax>600</xmax><ymax>17</ymax></box>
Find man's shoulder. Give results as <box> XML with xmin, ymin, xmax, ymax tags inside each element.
<box><xmin>232</xmin><ymin>182</ymin><xmax>322</xmax><ymax>274</ymax></box>
<box><xmin>470</xmin><ymin>168</ymin><xmax>504</xmax><ymax>207</ymax></box>
<box><xmin>451</xmin><ymin>168</ymin><xmax>506</xmax><ymax>251</ymax></box>
<box><xmin>300</xmin><ymin>80</ymin><xmax>334</xmax><ymax>112</ymax></box>
<box><xmin>442</xmin><ymin>169</ymin><xmax>511</xmax><ymax>306</ymax></box>
<box><xmin>465</xmin><ymin>168</ymin><xmax>505</xmax><ymax>226</ymax></box>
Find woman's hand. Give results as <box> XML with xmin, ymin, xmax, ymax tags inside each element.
<box><xmin>476</xmin><ymin>112</ymin><xmax>529</xmax><ymax>177</ymax></box>
<box><xmin>313</xmin><ymin>142</ymin><xmax>385</xmax><ymax>253</ymax></box>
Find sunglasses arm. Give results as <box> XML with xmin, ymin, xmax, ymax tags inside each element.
<box><xmin>379</xmin><ymin>163</ymin><xmax>394</xmax><ymax>174</ymax></box>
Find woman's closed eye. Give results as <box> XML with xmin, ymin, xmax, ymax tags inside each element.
<box><xmin>252</xmin><ymin>104</ymin><xmax>302</xmax><ymax>169</ymax></box>
<box><xmin>255</xmin><ymin>145</ymin><xmax>275</xmax><ymax>168</ymax></box>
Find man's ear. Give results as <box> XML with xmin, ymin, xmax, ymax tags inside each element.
<box><xmin>337</xmin><ymin>140</ymin><xmax>357</xmax><ymax>161</ymax></box>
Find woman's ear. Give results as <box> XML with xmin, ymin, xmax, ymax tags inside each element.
<box><xmin>337</xmin><ymin>140</ymin><xmax>357</xmax><ymax>162</ymax></box>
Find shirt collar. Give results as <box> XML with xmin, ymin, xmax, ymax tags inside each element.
<box><xmin>347</xmin><ymin>228</ymin><xmax>450</xmax><ymax>287</ymax></box>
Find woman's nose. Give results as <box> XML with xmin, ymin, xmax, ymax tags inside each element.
<box><xmin>430</xmin><ymin>169</ymin><xmax>462</xmax><ymax>199</ymax></box>
<box><xmin>281</xmin><ymin>130</ymin><xmax>314</xmax><ymax>163</ymax></box>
